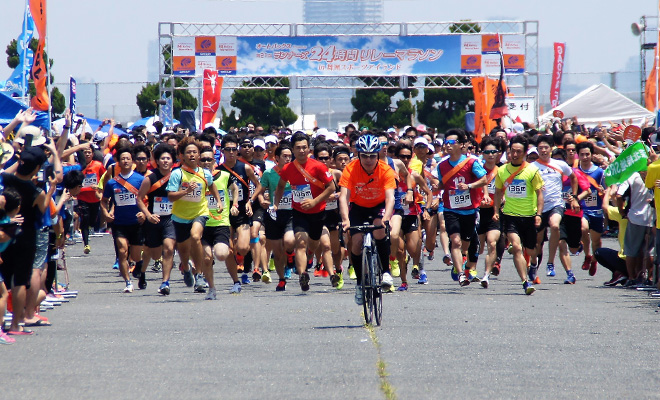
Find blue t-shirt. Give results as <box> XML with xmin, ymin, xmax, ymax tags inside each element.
<box><xmin>578</xmin><ymin>164</ymin><xmax>605</xmax><ymax>217</ymax></box>
<box><xmin>102</xmin><ymin>171</ymin><xmax>145</xmax><ymax>225</ymax></box>
<box><xmin>437</xmin><ymin>155</ymin><xmax>486</xmax><ymax>215</ymax></box>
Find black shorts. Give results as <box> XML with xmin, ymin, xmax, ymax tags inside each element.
<box><xmin>444</xmin><ymin>211</ymin><xmax>477</xmax><ymax>242</ymax></box>
<box><xmin>293</xmin><ymin>209</ymin><xmax>325</xmax><ymax>241</ymax></box>
<box><xmin>229</xmin><ymin>210</ymin><xmax>252</xmax><ymax>230</ymax></box>
<box><xmin>477</xmin><ymin>207</ymin><xmax>500</xmax><ymax>235</ymax></box>
<box><xmin>503</xmin><ymin>214</ymin><xmax>537</xmax><ymax>250</ymax></box>
<box><xmin>401</xmin><ymin>214</ymin><xmax>420</xmax><ymax>235</ymax></box>
<box><xmin>113</xmin><ymin>224</ymin><xmax>144</xmax><ymax>246</ymax></box>
<box><xmin>0</xmin><ymin>239</ymin><xmax>36</xmax><ymax>288</ymax></box>
<box><xmin>264</xmin><ymin>210</ymin><xmax>294</xmax><ymax>240</ymax></box>
<box><xmin>252</xmin><ymin>206</ymin><xmax>265</xmax><ymax>225</ymax></box>
<box><xmin>538</xmin><ymin>205</ymin><xmax>564</xmax><ymax>232</ymax></box>
<box><xmin>560</xmin><ymin>214</ymin><xmax>582</xmax><ymax>249</ymax></box>
<box><xmin>324</xmin><ymin>209</ymin><xmax>340</xmax><ymax>231</ymax></box>
<box><xmin>143</xmin><ymin>215</ymin><xmax>176</xmax><ymax>248</ymax></box>
<box><xmin>202</xmin><ymin>225</ymin><xmax>231</xmax><ymax>247</ymax></box>
<box><xmin>348</xmin><ymin>202</ymin><xmax>385</xmax><ymax>233</ymax></box>
<box><xmin>173</xmin><ymin>216</ymin><xmax>208</xmax><ymax>243</ymax></box>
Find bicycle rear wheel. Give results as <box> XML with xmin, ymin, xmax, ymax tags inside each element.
<box><xmin>372</xmin><ymin>250</ymin><xmax>383</xmax><ymax>326</ymax></box>
<box><xmin>362</xmin><ymin>245</ymin><xmax>374</xmax><ymax>325</ymax></box>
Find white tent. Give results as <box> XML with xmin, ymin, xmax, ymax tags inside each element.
<box><xmin>539</xmin><ymin>84</ymin><xmax>654</xmax><ymax>127</ymax></box>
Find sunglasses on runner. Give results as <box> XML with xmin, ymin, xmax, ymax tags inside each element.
<box><xmin>223</xmin><ymin>147</ymin><xmax>238</xmax><ymax>152</ymax></box>
<box><xmin>200</xmin><ymin>157</ymin><xmax>214</xmax><ymax>163</ymax></box>
<box><xmin>359</xmin><ymin>153</ymin><xmax>378</xmax><ymax>160</ymax></box>
<box><xmin>135</xmin><ymin>157</ymin><xmax>148</xmax><ymax>162</ymax></box>
<box><xmin>397</xmin><ymin>154</ymin><xmax>412</xmax><ymax>160</ymax></box>
<box><xmin>445</xmin><ymin>139</ymin><xmax>457</xmax><ymax>145</ymax></box>
<box><xmin>317</xmin><ymin>156</ymin><xmax>330</xmax><ymax>161</ymax></box>
<box><xmin>483</xmin><ymin>150</ymin><xmax>499</xmax><ymax>155</ymax></box>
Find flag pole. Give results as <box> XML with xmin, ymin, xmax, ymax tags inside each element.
<box><xmin>45</xmin><ymin>0</ymin><xmax>51</xmax><ymax>133</ymax></box>
<box><xmin>21</xmin><ymin>0</ymin><xmax>29</xmax><ymax>100</ymax></box>
<box><xmin>656</xmin><ymin>2</ymin><xmax>660</xmax><ymax>127</ymax></box>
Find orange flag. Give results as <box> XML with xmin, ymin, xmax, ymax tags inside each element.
<box><xmin>645</xmin><ymin>1</ymin><xmax>660</xmax><ymax>112</ymax></box>
<box><xmin>472</xmin><ymin>76</ymin><xmax>507</xmax><ymax>142</ymax></box>
<box><xmin>30</xmin><ymin>0</ymin><xmax>49</xmax><ymax>111</ymax></box>
<box><xmin>201</xmin><ymin>69</ymin><xmax>223</xmax><ymax>129</ymax></box>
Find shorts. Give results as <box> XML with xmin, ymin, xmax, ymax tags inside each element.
<box><xmin>583</xmin><ymin>213</ymin><xmax>604</xmax><ymax>234</ymax></box>
<box><xmin>264</xmin><ymin>210</ymin><xmax>294</xmax><ymax>240</ymax></box>
<box><xmin>401</xmin><ymin>215</ymin><xmax>420</xmax><ymax>235</ymax></box>
<box><xmin>202</xmin><ymin>225</ymin><xmax>231</xmax><ymax>247</ymax></box>
<box><xmin>559</xmin><ymin>214</ymin><xmax>582</xmax><ymax>249</ymax></box>
<box><xmin>143</xmin><ymin>215</ymin><xmax>176</xmax><ymax>248</ymax></box>
<box><xmin>252</xmin><ymin>206</ymin><xmax>265</xmax><ymax>225</ymax></box>
<box><xmin>0</xmin><ymin>239</ymin><xmax>36</xmax><ymax>288</ymax></box>
<box><xmin>538</xmin><ymin>205</ymin><xmax>564</xmax><ymax>232</ymax></box>
<box><xmin>348</xmin><ymin>202</ymin><xmax>385</xmax><ymax>234</ymax></box>
<box><xmin>477</xmin><ymin>207</ymin><xmax>500</xmax><ymax>235</ymax></box>
<box><xmin>502</xmin><ymin>214</ymin><xmax>537</xmax><ymax>250</ymax></box>
<box><xmin>443</xmin><ymin>211</ymin><xmax>477</xmax><ymax>242</ymax></box>
<box><xmin>33</xmin><ymin>229</ymin><xmax>49</xmax><ymax>269</ymax></box>
<box><xmin>324</xmin><ymin>209</ymin><xmax>340</xmax><ymax>232</ymax></box>
<box><xmin>113</xmin><ymin>224</ymin><xmax>145</xmax><ymax>246</ymax></box>
<box><xmin>229</xmin><ymin>210</ymin><xmax>252</xmax><ymax>230</ymax></box>
<box><xmin>173</xmin><ymin>216</ymin><xmax>208</xmax><ymax>243</ymax></box>
<box><xmin>624</xmin><ymin>222</ymin><xmax>654</xmax><ymax>258</ymax></box>
<box><xmin>293</xmin><ymin>209</ymin><xmax>325</xmax><ymax>241</ymax></box>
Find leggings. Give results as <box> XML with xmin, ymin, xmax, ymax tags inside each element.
<box><xmin>76</xmin><ymin>200</ymin><xmax>100</xmax><ymax>246</ymax></box>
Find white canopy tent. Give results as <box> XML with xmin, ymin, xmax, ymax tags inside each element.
<box><xmin>539</xmin><ymin>84</ymin><xmax>654</xmax><ymax>127</ymax></box>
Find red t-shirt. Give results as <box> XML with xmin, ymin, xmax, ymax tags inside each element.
<box><xmin>278</xmin><ymin>158</ymin><xmax>333</xmax><ymax>214</ymax></box>
<box><xmin>78</xmin><ymin>160</ymin><xmax>105</xmax><ymax>203</ymax></box>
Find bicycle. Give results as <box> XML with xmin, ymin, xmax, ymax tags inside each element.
<box><xmin>346</xmin><ymin>223</ymin><xmax>386</xmax><ymax>326</ymax></box>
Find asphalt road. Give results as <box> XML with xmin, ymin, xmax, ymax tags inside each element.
<box><xmin>2</xmin><ymin>234</ymin><xmax>659</xmax><ymax>399</ymax></box>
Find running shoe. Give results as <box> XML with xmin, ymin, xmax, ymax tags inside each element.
<box><xmin>523</xmin><ymin>280</ymin><xmax>536</xmax><ymax>295</ymax></box>
<box><xmin>299</xmin><ymin>272</ymin><xmax>310</xmax><ymax>291</ymax></box>
<box><xmin>276</xmin><ymin>280</ymin><xmax>286</xmax><ymax>291</ymax></box>
<box><xmin>158</xmin><ymin>282</ymin><xmax>170</xmax><ymax>295</ymax></box>
<box><xmin>306</xmin><ymin>258</ymin><xmax>314</xmax><ymax>272</ymax></box>
<box><xmin>426</xmin><ymin>248</ymin><xmax>434</xmax><ymax>261</ymax></box>
<box><xmin>468</xmin><ymin>269</ymin><xmax>480</xmax><ymax>282</ymax></box>
<box><xmin>241</xmin><ymin>273</ymin><xmax>250</xmax><ymax>285</ymax></box>
<box><xmin>0</xmin><ymin>331</ymin><xmax>15</xmax><ymax>345</ymax></box>
<box><xmin>384</xmin><ymin>284</ymin><xmax>395</xmax><ymax>293</ymax></box>
<box><xmin>442</xmin><ymin>254</ymin><xmax>452</xmax><ymax>266</ymax></box>
<box><xmin>194</xmin><ymin>274</ymin><xmax>207</xmax><ymax>293</ymax></box>
<box><xmin>382</xmin><ymin>272</ymin><xmax>394</xmax><ymax>287</ymax></box>
<box><xmin>112</xmin><ymin>260</ymin><xmax>119</xmax><ymax>270</ymax></box>
<box><xmin>128</xmin><ymin>262</ymin><xmax>135</xmax><ymax>275</ymax></box>
<box><xmin>321</xmin><ymin>269</ymin><xmax>329</xmax><ymax>278</ymax></box>
<box><xmin>284</xmin><ymin>266</ymin><xmax>293</xmax><ymax>279</ymax></box>
<box><xmin>152</xmin><ymin>259</ymin><xmax>163</xmax><ymax>272</ymax></box>
<box><xmin>138</xmin><ymin>273</ymin><xmax>147</xmax><ymax>290</ymax></box>
<box><xmin>132</xmin><ymin>265</ymin><xmax>142</xmax><ymax>279</ymax></box>
<box><xmin>546</xmin><ymin>263</ymin><xmax>556</xmax><ymax>277</ymax></box>
<box><xmin>533</xmin><ymin>276</ymin><xmax>542</xmax><ymax>285</ymax></box>
<box><xmin>604</xmin><ymin>272</ymin><xmax>627</xmax><ymax>287</ymax></box>
<box><xmin>83</xmin><ymin>245</ymin><xmax>91</xmax><ymax>254</ymax></box>
<box><xmin>261</xmin><ymin>270</ymin><xmax>272</xmax><ymax>284</ymax></box>
<box><xmin>480</xmin><ymin>277</ymin><xmax>489</xmax><ymax>289</ymax></box>
<box><xmin>335</xmin><ymin>272</ymin><xmax>344</xmax><ymax>290</ymax></box>
<box><xmin>331</xmin><ymin>274</ymin><xmax>341</xmax><ymax>288</ymax></box>
<box><xmin>418</xmin><ymin>270</ymin><xmax>428</xmax><ymax>285</ymax></box>
<box><xmin>528</xmin><ymin>264</ymin><xmax>539</xmax><ymax>283</ymax></box>
<box><xmin>458</xmin><ymin>272</ymin><xmax>470</xmax><ymax>287</ymax></box>
<box><xmin>397</xmin><ymin>282</ymin><xmax>408</xmax><ymax>291</ymax></box>
<box><xmin>390</xmin><ymin>259</ymin><xmax>400</xmax><ymax>277</ymax></box>
<box><xmin>252</xmin><ymin>269</ymin><xmax>262</xmax><ymax>282</ymax></box>
<box><xmin>450</xmin><ymin>265</ymin><xmax>459</xmax><ymax>282</ymax></box>
<box><xmin>588</xmin><ymin>259</ymin><xmax>598</xmax><ymax>276</ymax></box>
<box><xmin>205</xmin><ymin>288</ymin><xmax>217</xmax><ymax>300</ymax></box>
<box><xmin>230</xmin><ymin>282</ymin><xmax>242</xmax><ymax>294</ymax></box>
<box><xmin>123</xmin><ymin>281</ymin><xmax>134</xmax><ymax>293</ymax></box>
<box><xmin>268</xmin><ymin>257</ymin><xmax>276</xmax><ymax>272</ymax></box>
<box><xmin>573</xmin><ymin>243</ymin><xmax>583</xmax><ymax>256</ymax></box>
<box><xmin>183</xmin><ymin>268</ymin><xmax>194</xmax><ymax>287</ymax></box>
<box><xmin>286</xmin><ymin>252</ymin><xmax>295</xmax><ymax>269</ymax></box>
<box><xmin>564</xmin><ymin>272</ymin><xmax>576</xmax><ymax>284</ymax></box>
<box><xmin>581</xmin><ymin>255</ymin><xmax>591</xmax><ymax>271</ymax></box>
<box><xmin>491</xmin><ymin>261</ymin><xmax>501</xmax><ymax>277</ymax></box>
<box><xmin>313</xmin><ymin>264</ymin><xmax>323</xmax><ymax>277</ymax></box>
<box><xmin>354</xmin><ymin>286</ymin><xmax>364</xmax><ymax>305</ymax></box>
<box><xmin>348</xmin><ymin>265</ymin><xmax>357</xmax><ymax>280</ymax></box>
<box><xmin>411</xmin><ymin>266</ymin><xmax>420</xmax><ymax>280</ymax></box>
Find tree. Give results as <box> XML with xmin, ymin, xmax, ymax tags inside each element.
<box><xmin>5</xmin><ymin>38</ymin><xmax>66</xmax><ymax>118</ymax></box>
<box><xmin>135</xmin><ymin>80</ymin><xmax>198</xmax><ymax>120</ymax></box>
<box><xmin>350</xmin><ymin>77</ymin><xmax>418</xmax><ymax>130</ymax></box>
<box><xmin>220</xmin><ymin>78</ymin><xmax>297</xmax><ymax>131</ymax></box>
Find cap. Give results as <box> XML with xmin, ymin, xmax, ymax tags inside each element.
<box><xmin>324</xmin><ymin>131</ymin><xmax>339</xmax><ymax>143</ymax></box>
<box><xmin>240</xmin><ymin>137</ymin><xmax>254</xmax><ymax>147</ymax></box>
<box><xmin>413</xmin><ymin>137</ymin><xmax>430</xmax><ymax>148</ymax></box>
<box><xmin>512</xmin><ymin>122</ymin><xmax>525</xmax><ymax>133</ymax></box>
<box><xmin>314</xmin><ymin>128</ymin><xmax>329</xmax><ymax>138</ymax></box>
<box><xmin>265</xmin><ymin>135</ymin><xmax>278</xmax><ymax>145</ymax></box>
<box><xmin>19</xmin><ymin>145</ymin><xmax>47</xmax><ymax>171</ymax></box>
<box><xmin>14</xmin><ymin>125</ymin><xmax>46</xmax><ymax>146</ymax></box>
<box><xmin>146</xmin><ymin>125</ymin><xmax>157</xmax><ymax>134</ymax></box>
<box><xmin>253</xmin><ymin>139</ymin><xmax>266</xmax><ymax>150</ymax></box>
<box><xmin>527</xmin><ymin>147</ymin><xmax>538</xmax><ymax>155</ymax></box>
<box><xmin>93</xmin><ymin>131</ymin><xmax>108</xmax><ymax>142</ymax></box>
<box><xmin>416</xmin><ymin>124</ymin><xmax>427</xmax><ymax>133</ymax></box>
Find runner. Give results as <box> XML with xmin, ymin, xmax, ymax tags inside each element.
<box><xmin>576</xmin><ymin>141</ymin><xmax>605</xmax><ymax>276</ymax></box>
<box><xmin>493</xmin><ymin>134</ymin><xmax>544</xmax><ymax>295</ymax></box>
<box><xmin>273</xmin><ymin>132</ymin><xmax>338</xmax><ymax>292</ymax></box>
<box><xmin>77</xmin><ymin>145</ymin><xmax>105</xmax><ymax>254</ymax></box>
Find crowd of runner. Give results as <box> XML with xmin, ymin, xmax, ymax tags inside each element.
<box><xmin>1</xmin><ymin>108</ymin><xmax>659</xmax><ymax>344</ymax></box>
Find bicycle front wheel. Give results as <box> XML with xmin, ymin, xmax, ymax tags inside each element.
<box><xmin>362</xmin><ymin>245</ymin><xmax>374</xmax><ymax>325</ymax></box>
<box><xmin>372</xmin><ymin>250</ymin><xmax>383</xmax><ymax>326</ymax></box>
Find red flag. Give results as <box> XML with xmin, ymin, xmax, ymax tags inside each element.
<box><xmin>489</xmin><ymin>41</ymin><xmax>508</xmax><ymax>120</ymax></box>
<box><xmin>550</xmin><ymin>43</ymin><xmax>566</xmax><ymax>109</ymax></box>
<box><xmin>30</xmin><ymin>0</ymin><xmax>49</xmax><ymax>111</ymax></box>
<box><xmin>201</xmin><ymin>69</ymin><xmax>223</xmax><ymax>129</ymax></box>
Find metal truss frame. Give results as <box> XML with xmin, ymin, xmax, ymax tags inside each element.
<box><xmin>158</xmin><ymin>21</ymin><xmax>539</xmax><ymax>123</ymax></box>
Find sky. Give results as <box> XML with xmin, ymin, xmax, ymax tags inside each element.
<box><xmin>0</xmin><ymin>0</ymin><xmax>654</xmax><ymax>83</ymax></box>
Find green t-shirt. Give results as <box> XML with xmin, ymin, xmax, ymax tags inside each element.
<box><xmin>261</xmin><ymin>167</ymin><xmax>293</xmax><ymax>210</ymax></box>
<box><xmin>206</xmin><ymin>170</ymin><xmax>231</xmax><ymax>227</ymax></box>
<box><xmin>495</xmin><ymin>162</ymin><xmax>544</xmax><ymax>217</ymax></box>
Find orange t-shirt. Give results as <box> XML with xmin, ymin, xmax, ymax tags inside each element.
<box><xmin>339</xmin><ymin>159</ymin><xmax>396</xmax><ymax>208</ymax></box>
<box><xmin>78</xmin><ymin>160</ymin><xmax>105</xmax><ymax>203</ymax></box>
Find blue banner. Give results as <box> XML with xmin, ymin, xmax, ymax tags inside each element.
<box><xmin>69</xmin><ymin>77</ymin><xmax>76</xmax><ymax>115</ymax></box>
<box><xmin>0</xmin><ymin>1</ymin><xmax>35</xmax><ymax>97</ymax></box>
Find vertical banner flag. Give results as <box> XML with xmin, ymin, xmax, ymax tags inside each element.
<box><xmin>489</xmin><ymin>36</ymin><xmax>509</xmax><ymax>121</ymax></box>
<box><xmin>201</xmin><ymin>69</ymin><xmax>223</xmax><ymax>129</ymax></box>
<box><xmin>69</xmin><ymin>77</ymin><xmax>76</xmax><ymax>115</ymax></box>
<box><xmin>472</xmin><ymin>77</ymin><xmax>506</xmax><ymax>141</ymax></box>
<box><xmin>550</xmin><ymin>43</ymin><xmax>566</xmax><ymax>109</ymax></box>
<box><xmin>29</xmin><ymin>0</ymin><xmax>49</xmax><ymax>111</ymax></box>
<box><xmin>159</xmin><ymin>95</ymin><xmax>173</xmax><ymax>127</ymax></box>
<box><xmin>645</xmin><ymin>1</ymin><xmax>660</xmax><ymax>113</ymax></box>
<box><xmin>0</xmin><ymin>1</ymin><xmax>35</xmax><ymax>97</ymax></box>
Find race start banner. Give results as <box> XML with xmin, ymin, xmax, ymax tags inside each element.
<box><xmin>604</xmin><ymin>142</ymin><xmax>649</xmax><ymax>186</ymax></box>
<box><xmin>171</xmin><ymin>34</ymin><xmax>525</xmax><ymax>77</ymax></box>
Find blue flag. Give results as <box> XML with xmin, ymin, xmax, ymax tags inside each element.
<box><xmin>0</xmin><ymin>1</ymin><xmax>35</xmax><ymax>98</ymax></box>
<box><xmin>70</xmin><ymin>77</ymin><xmax>77</xmax><ymax>115</ymax></box>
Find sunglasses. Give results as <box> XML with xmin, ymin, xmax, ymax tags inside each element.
<box><xmin>135</xmin><ymin>157</ymin><xmax>148</xmax><ymax>162</ymax></box>
<box><xmin>359</xmin><ymin>153</ymin><xmax>378</xmax><ymax>160</ymax></box>
<box><xmin>200</xmin><ymin>157</ymin><xmax>214</xmax><ymax>163</ymax></box>
<box><xmin>223</xmin><ymin>147</ymin><xmax>238</xmax><ymax>152</ymax></box>
<box><xmin>241</xmin><ymin>144</ymin><xmax>253</xmax><ymax>148</ymax></box>
<box><xmin>317</xmin><ymin>156</ymin><xmax>330</xmax><ymax>161</ymax></box>
<box><xmin>467</xmin><ymin>146</ymin><xmax>474</xmax><ymax>151</ymax></box>
<box><xmin>397</xmin><ymin>154</ymin><xmax>412</xmax><ymax>160</ymax></box>
<box><xmin>483</xmin><ymin>150</ymin><xmax>500</xmax><ymax>155</ymax></box>
<box><xmin>445</xmin><ymin>139</ymin><xmax>457</xmax><ymax>145</ymax></box>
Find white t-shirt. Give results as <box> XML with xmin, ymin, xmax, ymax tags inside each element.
<box><xmin>534</xmin><ymin>158</ymin><xmax>573</xmax><ymax>212</ymax></box>
<box><xmin>617</xmin><ymin>172</ymin><xmax>655</xmax><ymax>227</ymax></box>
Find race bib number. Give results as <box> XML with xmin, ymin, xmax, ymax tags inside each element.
<box><xmin>326</xmin><ymin>198</ymin><xmax>338</xmax><ymax>210</ymax></box>
<box><xmin>279</xmin><ymin>190</ymin><xmax>293</xmax><ymax>210</ymax></box>
<box><xmin>153</xmin><ymin>196</ymin><xmax>172</xmax><ymax>216</ymax></box>
<box><xmin>37</xmin><ymin>169</ymin><xmax>44</xmax><ymax>182</ymax></box>
<box><xmin>83</xmin><ymin>173</ymin><xmax>98</xmax><ymax>188</ymax></box>
<box><xmin>115</xmin><ymin>191</ymin><xmax>137</xmax><ymax>207</ymax></box>
<box><xmin>507</xmin><ymin>179</ymin><xmax>527</xmax><ymax>198</ymax></box>
<box><xmin>487</xmin><ymin>180</ymin><xmax>496</xmax><ymax>195</ymax></box>
<box><xmin>585</xmin><ymin>190</ymin><xmax>598</xmax><ymax>207</ymax></box>
<box><xmin>448</xmin><ymin>190</ymin><xmax>471</xmax><ymax>208</ymax></box>
<box><xmin>206</xmin><ymin>194</ymin><xmax>218</xmax><ymax>209</ymax></box>
<box><xmin>292</xmin><ymin>184</ymin><xmax>313</xmax><ymax>203</ymax></box>
<box><xmin>562</xmin><ymin>190</ymin><xmax>572</xmax><ymax>203</ymax></box>
<box><xmin>249</xmin><ymin>182</ymin><xmax>256</xmax><ymax>197</ymax></box>
<box><xmin>181</xmin><ymin>182</ymin><xmax>202</xmax><ymax>202</ymax></box>
<box><xmin>228</xmin><ymin>186</ymin><xmax>244</xmax><ymax>202</ymax></box>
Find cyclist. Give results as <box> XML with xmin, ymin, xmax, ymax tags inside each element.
<box><xmin>339</xmin><ymin>134</ymin><xmax>397</xmax><ymax>305</ymax></box>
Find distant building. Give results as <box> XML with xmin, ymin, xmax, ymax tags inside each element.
<box><xmin>304</xmin><ymin>0</ymin><xmax>383</xmax><ymax>26</ymax></box>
